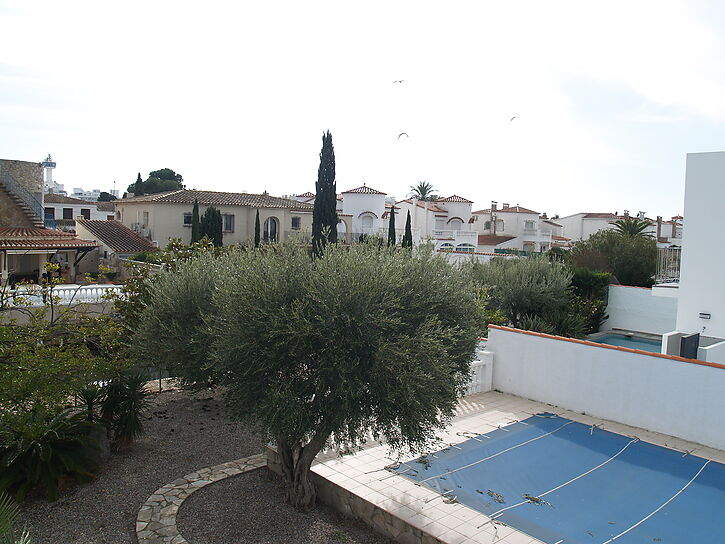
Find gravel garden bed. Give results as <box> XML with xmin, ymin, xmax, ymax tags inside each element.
<box><xmin>19</xmin><ymin>386</ymin><xmax>387</xmax><ymax>543</ymax></box>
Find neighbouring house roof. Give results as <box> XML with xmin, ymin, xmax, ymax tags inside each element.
<box><xmin>116</xmin><ymin>190</ymin><xmax>314</xmax><ymax>210</ymax></box>
<box><xmin>435</xmin><ymin>195</ymin><xmax>473</xmax><ymax>203</ymax></box>
<box><xmin>395</xmin><ymin>199</ymin><xmax>448</xmax><ymax>213</ymax></box>
<box><xmin>43</xmin><ymin>193</ymin><xmax>93</xmax><ymax>205</ymax></box>
<box><xmin>477</xmin><ymin>234</ymin><xmax>517</xmax><ymax>246</ymax></box>
<box><xmin>0</xmin><ymin>227</ymin><xmax>99</xmax><ymax>250</ymax></box>
<box><xmin>552</xmin><ymin>235</ymin><xmax>571</xmax><ymax>241</ymax></box>
<box><xmin>473</xmin><ymin>205</ymin><xmax>540</xmax><ymax>215</ymax></box>
<box><xmin>295</xmin><ymin>191</ymin><xmax>315</xmax><ymax>198</ymax></box>
<box><xmin>341</xmin><ymin>184</ymin><xmax>386</xmax><ymax>195</ymax></box>
<box><xmin>543</xmin><ymin>219</ymin><xmax>563</xmax><ymax>227</ymax></box>
<box><xmin>96</xmin><ymin>201</ymin><xmax>116</xmax><ymax>212</ymax></box>
<box><xmin>76</xmin><ymin>219</ymin><xmax>156</xmax><ymax>254</ymax></box>
<box><xmin>583</xmin><ymin>212</ymin><xmax>618</xmax><ymax>219</ymax></box>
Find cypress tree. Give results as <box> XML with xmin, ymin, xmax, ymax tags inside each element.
<box><xmin>201</xmin><ymin>206</ymin><xmax>223</xmax><ymax>247</ymax></box>
<box><xmin>191</xmin><ymin>200</ymin><xmax>201</xmax><ymax>243</ymax></box>
<box><xmin>312</xmin><ymin>131</ymin><xmax>338</xmax><ymax>257</ymax></box>
<box><xmin>402</xmin><ymin>210</ymin><xmax>413</xmax><ymax>248</ymax></box>
<box><xmin>134</xmin><ymin>173</ymin><xmax>144</xmax><ymax>196</ymax></box>
<box><xmin>387</xmin><ymin>207</ymin><xmax>396</xmax><ymax>247</ymax></box>
<box><xmin>254</xmin><ymin>209</ymin><xmax>261</xmax><ymax>248</ymax></box>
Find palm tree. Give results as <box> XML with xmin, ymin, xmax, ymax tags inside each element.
<box><xmin>408</xmin><ymin>181</ymin><xmax>439</xmax><ymax>201</ymax></box>
<box><xmin>612</xmin><ymin>217</ymin><xmax>653</xmax><ymax>238</ymax></box>
<box><xmin>0</xmin><ymin>492</ymin><xmax>32</xmax><ymax>543</ymax></box>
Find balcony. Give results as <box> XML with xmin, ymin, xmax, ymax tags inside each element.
<box><xmin>432</xmin><ymin>230</ymin><xmax>477</xmax><ymax>243</ymax></box>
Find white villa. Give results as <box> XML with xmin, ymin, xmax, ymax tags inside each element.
<box><xmin>559</xmin><ymin>211</ymin><xmax>683</xmax><ymax>248</ymax></box>
<box><xmin>43</xmin><ymin>193</ymin><xmax>115</xmax><ymax>231</ymax></box>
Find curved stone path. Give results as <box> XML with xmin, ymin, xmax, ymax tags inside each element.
<box><xmin>136</xmin><ymin>453</ymin><xmax>266</xmax><ymax>544</ymax></box>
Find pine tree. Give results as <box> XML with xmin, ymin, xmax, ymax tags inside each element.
<box><xmin>387</xmin><ymin>207</ymin><xmax>396</xmax><ymax>247</ymax></box>
<box><xmin>201</xmin><ymin>206</ymin><xmax>223</xmax><ymax>247</ymax></box>
<box><xmin>254</xmin><ymin>209</ymin><xmax>261</xmax><ymax>248</ymax></box>
<box><xmin>312</xmin><ymin>131</ymin><xmax>338</xmax><ymax>257</ymax></box>
<box><xmin>402</xmin><ymin>210</ymin><xmax>413</xmax><ymax>248</ymax></box>
<box><xmin>191</xmin><ymin>200</ymin><xmax>201</xmax><ymax>243</ymax></box>
<box><xmin>133</xmin><ymin>173</ymin><xmax>144</xmax><ymax>196</ymax></box>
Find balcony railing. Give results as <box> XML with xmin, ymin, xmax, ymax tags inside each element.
<box><xmin>0</xmin><ymin>166</ymin><xmax>44</xmax><ymax>223</ymax></box>
<box><xmin>656</xmin><ymin>247</ymin><xmax>681</xmax><ymax>284</ymax></box>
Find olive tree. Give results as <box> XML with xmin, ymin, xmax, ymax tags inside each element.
<box><xmin>133</xmin><ymin>244</ymin><xmax>484</xmax><ymax>508</ymax></box>
<box><xmin>465</xmin><ymin>256</ymin><xmax>572</xmax><ymax>328</ymax></box>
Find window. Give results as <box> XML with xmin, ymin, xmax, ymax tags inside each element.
<box><xmin>142</xmin><ymin>211</ymin><xmax>149</xmax><ymax>227</ymax></box>
<box><xmin>222</xmin><ymin>214</ymin><xmax>234</xmax><ymax>232</ymax></box>
<box><xmin>291</xmin><ymin>216</ymin><xmax>301</xmax><ymax>230</ymax></box>
<box><xmin>496</xmin><ymin>219</ymin><xmax>504</xmax><ymax>232</ymax></box>
<box><xmin>183</xmin><ymin>212</ymin><xmax>192</xmax><ymax>226</ymax></box>
<box><xmin>80</xmin><ymin>208</ymin><xmax>91</xmax><ymax>220</ymax></box>
<box><xmin>524</xmin><ymin>220</ymin><xmax>535</xmax><ymax>231</ymax></box>
<box><xmin>440</xmin><ymin>243</ymin><xmax>455</xmax><ymax>252</ymax></box>
<box><xmin>449</xmin><ymin>218</ymin><xmax>463</xmax><ymax>231</ymax></box>
<box><xmin>361</xmin><ymin>214</ymin><xmax>374</xmax><ymax>231</ymax></box>
<box><xmin>63</xmin><ymin>208</ymin><xmax>73</xmax><ymax>220</ymax></box>
<box><xmin>106</xmin><ymin>215</ymin><xmax>114</xmax><ymax>220</ymax></box>
<box><xmin>263</xmin><ymin>216</ymin><xmax>279</xmax><ymax>243</ymax></box>
<box><xmin>456</xmin><ymin>244</ymin><xmax>475</xmax><ymax>253</ymax></box>
<box><xmin>44</xmin><ymin>208</ymin><xmax>55</xmax><ymax>219</ymax></box>
<box><xmin>435</xmin><ymin>218</ymin><xmax>445</xmax><ymax>230</ymax></box>
<box><xmin>484</xmin><ymin>220</ymin><xmax>491</xmax><ymax>230</ymax></box>
<box><xmin>116</xmin><ymin>211</ymin><xmax>121</xmax><ymax>220</ymax></box>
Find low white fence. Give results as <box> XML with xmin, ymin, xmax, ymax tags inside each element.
<box><xmin>3</xmin><ymin>284</ymin><xmax>123</xmax><ymax>307</ymax></box>
<box><xmin>603</xmin><ymin>284</ymin><xmax>677</xmax><ymax>335</ymax></box>
<box><xmin>487</xmin><ymin>325</ymin><xmax>725</xmax><ymax>450</ymax></box>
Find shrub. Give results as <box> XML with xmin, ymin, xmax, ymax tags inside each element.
<box><xmin>0</xmin><ymin>492</ymin><xmax>31</xmax><ymax>544</ymax></box>
<box><xmin>464</xmin><ymin>256</ymin><xmax>572</xmax><ymax>328</ymax></box>
<box><xmin>571</xmin><ymin>231</ymin><xmax>657</xmax><ymax>287</ymax></box>
<box><xmin>570</xmin><ymin>267</ymin><xmax>611</xmax><ymax>299</ymax></box>
<box><xmin>0</xmin><ymin>410</ymin><xmax>101</xmax><ymax>501</ymax></box>
<box><xmin>101</xmin><ymin>373</ymin><xmax>150</xmax><ymax>450</ymax></box>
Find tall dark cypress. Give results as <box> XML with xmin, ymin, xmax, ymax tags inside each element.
<box><xmin>254</xmin><ymin>209</ymin><xmax>261</xmax><ymax>248</ymax></box>
<box><xmin>134</xmin><ymin>173</ymin><xmax>145</xmax><ymax>196</ymax></box>
<box><xmin>402</xmin><ymin>210</ymin><xmax>413</xmax><ymax>248</ymax></box>
<box><xmin>191</xmin><ymin>200</ymin><xmax>201</xmax><ymax>243</ymax></box>
<box><xmin>201</xmin><ymin>206</ymin><xmax>223</xmax><ymax>247</ymax></box>
<box><xmin>387</xmin><ymin>206</ymin><xmax>396</xmax><ymax>247</ymax></box>
<box><xmin>312</xmin><ymin>131</ymin><xmax>338</xmax><ymax>257</ymax></box>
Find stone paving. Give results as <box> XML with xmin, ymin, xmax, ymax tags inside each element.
<box><xmin>136</xmin><ymin>453</ymin><xmax>266</xmax><ymax>544</ymax></box>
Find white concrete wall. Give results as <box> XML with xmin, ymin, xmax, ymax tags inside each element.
<box><xmin>341</xmin><ymin>193</ymin><xmax>386</xmax><ymax>234</ymax></box>
<box><xmin>604</xmin><ymin>285</ymin><xmax>678</xmax><ymax>335</ymax></box>
<box><xmin>676</xmin><ymin>152</ymin><xmax>725</xmax><ymax>339</ymax></box>
<box><xmin>488</xmin><ymin>326</ymin><xmax>725</xmax><ymax>450</ymax></box>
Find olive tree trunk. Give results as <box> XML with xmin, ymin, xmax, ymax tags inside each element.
<box><xmin>277</xmin><ymin>433</ymin><xmax>327</xmax><ymax>509</ymax></box>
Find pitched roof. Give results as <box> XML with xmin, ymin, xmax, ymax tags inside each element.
<box><xmin>341</xmin><ymin>185</ymin><xmax>386</xmax><ymax>195</ymax></box>
<box><xmin>395</xmin><ymin>199</ymin><xmax>448</xmax><ymax>213</ymax></box>
<box><xmin>116</xmin><ymin>190</ymin><xmax>314</xmax><ymax>210</ymax></box>
<box><xmin>473</xmin><ymin>205</ymin><xmax>540</xmax><ymax>215</ymax></box>
<box><xmin>76</xmin><ymin>219</ymin><xmax>156</xmax><ymax>254</ymax></box>
<box><xmin>435</xmin><ymin>195</ymin><xmax>473</xmax><ymax>203</ymax></box>
<box><xmin>477</xmin><ymin>234</ymin><xmax>517</xmax><ymax>246</ymax></box>
<box><xmin>543</xmin><ymin>219</ymin><xmax>563</xmax><ymax>227</ymax></box>
<box><xmin>295</xmin><ymin>191</ymin><xmax>315</xmax><ymax>198</ymax></box>
<box><xmin>43</xmin><ymin>193</ymin><xmax>92</xmax><ymax>205</ymax></box>
<box><xmin>552</xmin><ymin>235</ymin><xmax>571</xmax><ymax>241</ymax></box>
<box><xmin>583</xmin><ymin>212</ymin><xmax>617</xmax><ymax>219</ymax></box>
<box><xmin>0</xmin><ymin>227</ymin><xmax>99</xmax><ymax>250</ymax></box>
<box><xmin>96</xmin><ymin>201</ymin><xmax>115</xmax><ymax>212</ymax></box>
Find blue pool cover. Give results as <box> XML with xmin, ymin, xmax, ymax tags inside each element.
<box><xmin>392</xmin><ymin>414</ymin><xmax>725</xmax><ymax>543</ymax></box>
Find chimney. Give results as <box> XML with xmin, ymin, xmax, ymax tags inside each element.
<box><xmin>503</xmin><ymin>202</ymin><xmax>509</xmax><ymax>209</ymax></box>
<box><xmin>491</xmin><ymin>201</ymin><xmax>497</xmax><ymax>211</ymax></box>
<box><xmin>541</xmin><ymin>212</ymin><xmax>548</xmax><ymax>219</ymax></box>
<box><xmin>637</xmin><ymin>211</ymin><xmax>645</xmax><ymax>220</ymax></box>
<box><xmin>656</xmin><ymin>216</ymin><xmax>662</xmax><ymax>240</ymax></box>
<box><xmin>672</xmin><ymin>220</ymin><xmax>677</xmax><ymax>238</ymax></box>
<box><xmin>623</xmin><ymin>210</ymin><xmax>630</xmax><ymax>218</ymax></box>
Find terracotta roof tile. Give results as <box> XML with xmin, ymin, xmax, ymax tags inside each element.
<box><xmin>473</xmin><ymin>205</ymin><xmax>540</xmax><ymax>215</ymax></box>
<box><xmin>43</xmin><ymin>193</ymin><xmax>92</xmax><ymax>205</ymax></box>
<box><xmin>295</xmin><ymin>191</ymin><xmax>315</xmax><ymax>198</ymax></box>
<box><xmin>396</xmin><ymin>199</ymin><xmax>448</xmax><ymax>213</ymax></box>
<box><xmin>477</xmin><ymin>234</ymin><xmax>517</xmax><ymax>246</ymax></box>
<box><xmin>543</xmin><ymin>219</ymin><xmax>563</xmax><ymax>227</ymax></box>
<box><xmin>435</xmin><ymin>195</ymin><xmax>473</xmax><ymax>203</ymax></box>
<box><xmin>0</xmin><ymin>227</ymin><xmax>98</xmax><ymax>250</ymax></box>
<box><xmin>117</xmin><ymin>190</ymin><xmax>314</xmax><ymax>210</ymax></box>
<box><xmin>583</xmin><ymin>212</ymin><xmax>617</xmax><ymax>219</ymax></box>
<box><xmin>341</xmin><ymin>185</ymin><xmax>386</xmax><ymax>195</ymax></box>
<box><xmin>76</xmin><ymin>219</ymin><xmax>156</xmax><ymax>254</ymax></box>
<box><xmin>96</xmin><ymin>201</ymin><xmax>115</xmax><ymax>212</ymax></box>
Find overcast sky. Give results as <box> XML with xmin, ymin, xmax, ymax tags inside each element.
<box><xmin>3</xmin><ymin>1</ymin><xmax>725</xmax><ymax>217</ymax></box>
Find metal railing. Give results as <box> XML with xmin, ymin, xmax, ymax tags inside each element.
<box><xmin>656</xmin><ymin>247</ymin><xmax>681</xmax><ymax>284</ymax></box>
<box><xmin>0</xmin><ymin>167</ymin><xmax>44</xmax><ymax>223</ymax></box>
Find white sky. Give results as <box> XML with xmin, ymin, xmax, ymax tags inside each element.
<box><xmin>3</xmin><ymin>1</ymin><xmax>725</xmax><ymax>217</ymax></box>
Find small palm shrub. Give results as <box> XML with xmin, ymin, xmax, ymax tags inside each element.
<box><xmin>77</xmin><ymin>384</ymin><xmax>106</xmax><ymax>423</ymax></box>
<box><xmin>0</xmin><ymin>492</ymin><xmax>31</xmax><ymax>544</ymax></box>
<box><xmin>101</xmin><ymin>373</ymin><xmax>150</xmax><ymax>450</ymax></box>
<box><xmin>0</xmin><ymin>410</ymin><xmax>101</xmax><ymax>501</ymax></box>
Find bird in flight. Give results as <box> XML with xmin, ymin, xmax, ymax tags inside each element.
<box><xmin>510</xmin><ymin>116</ymin><xmax>518</xmax><ymax>122</ymax></box>
<box><xmin>398</xmin><ymin>132</ymin><xmax>409</xmax><ymax>139</ymax></box>
<box><xmin>393</xmin><ymin>79</ymin><xmax>406</xmax><ymax>84</ymax></box>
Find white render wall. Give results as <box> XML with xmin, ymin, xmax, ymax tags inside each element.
<box><xmin>603</xmin><ymin>285</ymin><xmax>678</xmax><ymax>335</ymax></box>
<box><xmin>488</xmin><ymin>326</ymin><xmax>725</xmax><ymax>450</ymax></box>
<box><xmin>341</xmin><ymin>192</ymin><xmax>386</xmax><ymax>234</ymax></box>
<box><xmin>676</xmin><ymin>152</ymin><xmax>725</xmax><ymax>339</ymax></box>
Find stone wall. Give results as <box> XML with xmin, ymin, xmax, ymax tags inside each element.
<box><xmin>0</xmin><ymin>184</ymin><xmax>33</xmax><ymax>227</ymax></box>
<box><xmin>0</xmin><ymin>159</ymin><xmax>43</xmax><ymax>195</ymax></box>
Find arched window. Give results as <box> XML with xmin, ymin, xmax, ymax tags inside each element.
<box><xmin>440</xmin><ymin>243</ymin><xmax>455</xmax><ymax>252</ymax></box>
<box><xmin>337</xmin><ymin>220</ymin><xmax>347</xmax><ymax>234</ymax></box>
<box><xmin>263</xmin><ymin>217</ymin><xmax>279</xmax><ymax>243</ymax></box>
<box><xmin>456</xmin><ymin>243</ymin><xmax>475</xmax><ymax>253</ymax></box>
<box><xmin>360</xmin><ymin>213</ymin><xmax>375</xmax><ymax>232</ymax></box>
<box><xmin>449</xmin><ymin>218</ymin><xmax>463</xmax><ymax>231</ymax></box>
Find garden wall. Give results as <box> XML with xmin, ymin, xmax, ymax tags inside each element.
<box><xmin>603</xmin><ymin>284</ymin><xmax>677</xmax><ymax>334</ymax></box>
<box><xmin>487</xmin><ymin>325</ymin><xmax>725</xmax><ymax>451</ymax></box>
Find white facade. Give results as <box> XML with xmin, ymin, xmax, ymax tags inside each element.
<box><xmin>340</xmin><ymin>186</ymin><xmax>387</xmax><ymax>236</ymax></box>
<box><xmin>471</xmin><ymin>203</ymin><xmax>552</xmax><ymax>252</ymax></box>
<box><xmin>395</xmin><ymin>196</ymin><xmax>477</xmax><ymax>252</ymax></box>
<box><xmin>558</xmin><ymin>212</ymin><xmax>618</xmax><ymax>241</ymax></box>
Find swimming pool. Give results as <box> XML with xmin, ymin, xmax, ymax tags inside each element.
<box><xmin>393</xmin><ymin>414</ymin><xmax>725</xmax><ymax>543</ymax></box>
<box><xmin>591</xmin><ymin>333</ymin><xmax>661</xmax><ymax>353</ymax></box>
